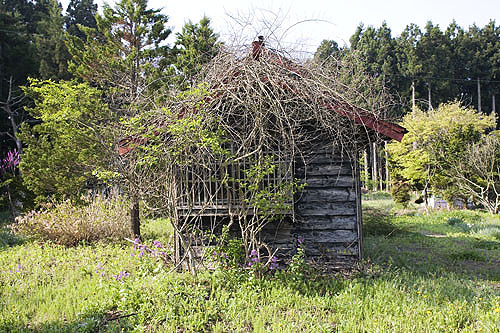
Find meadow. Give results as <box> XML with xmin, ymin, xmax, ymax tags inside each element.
<box><xmin>1</xmin><ymin>195</ymin><xmax>500</xmax><ymax>332</ymax></box>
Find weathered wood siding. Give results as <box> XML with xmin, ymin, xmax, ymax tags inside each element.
<box><xmin>177</xmin><ymin>150</ymin><xmax>363</xmax><ymax>271</ymax></box>
<box><xmin>262</xmin><ymin>151</ymin><xmax>362</xmax><ymax>269</ymax></box>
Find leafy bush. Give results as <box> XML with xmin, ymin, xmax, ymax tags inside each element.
<box><xmin>446</xmin><ymin>217</ymin><xmax>463</xmax><ymax>226</ymax></box>
<box><xmin>390</xmin><ymin>182</ymin><xmax>411</xmax><ymax>206</ymax></box>
<box><xmin>0</xmin><ymin>229</ymin><xmax>23</xmax><ymax>248</ymax></box>
<box><xmin>13</xmin><ymin>195</ymin><xmax>130</xmax><ymax>246</ymax></box>
<box><xmin>362</xmin><ymin>191</ymin><xmax>392</xmax><ymax>201</ymax></box>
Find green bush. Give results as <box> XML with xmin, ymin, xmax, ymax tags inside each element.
<box><xmin>446</xmin><ymin>217</ymin><xmax>463</xmax><ymax>226</ymax></box>
<box><xmin>390</xmin><ymin>182</ymin><xmax>411</xmax><ymax>206</ymax></box>
<box><xmin>13</xmin><ymin>195</ymin><xmax>130</xmax><ymax>246</ymax></box>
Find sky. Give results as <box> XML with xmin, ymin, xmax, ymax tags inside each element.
<box><xmin>62</xmin><ymin>0</ymin><xmax>500</xmax><ymax>58</ymax></box>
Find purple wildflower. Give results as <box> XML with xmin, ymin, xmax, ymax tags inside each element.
<box><xmin>16</xmin><ymin>264</ymin><xmax>22</xmax><ymax>273</ymax></box>
<box><xmin>248</xmin><ymin>249</ymin><xmax>260</xmax><ymax>266</ymax></box>
<box><xmin>132</xmin><ymin>238</ymin><xmax>141</xmax><ymax>250</ymax></box>
<box><xmin>96</xmin><ymin>263</ymin><xmax>105</xmax><ymax>276</ymax></box>
<box><xmin>297</xmin><ymin>235</ymin><xmax>304</xmax><ymax>245</ymax></box>
<box><xmin>269</xmin><ymin>256</ymin><xmax>279</xmax><ymax>270</ymax></box>
<box><xmin>113</xmin><ymin>271</ymin><xmax>130</xmax><ymax>282</ymax></box>
<box><xmin>153</xmin><ymin>240</ymin><xmax>163</xmax><ymax>248</ymax></box>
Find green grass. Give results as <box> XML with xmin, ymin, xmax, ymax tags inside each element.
<box><xmin>1</xmin><ymin>203</ymin><xmax>500</xmax><ymax>332</ymax></box>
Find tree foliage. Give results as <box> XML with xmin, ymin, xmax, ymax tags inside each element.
<box><xmin>323</xmin><ymin>20</ymin><xmax>500</xmax><ymax>117</ymax></box>
<box><xmin>387</xmin><ymin>101</ymin><xmax>495</xmax><ymax>200</ymax></box>
<box><xmin>65</xmin><ymin>0</ymin><xmax>97</xmax><ymax>39</ymax></box>
<box><xmin>174</xmin><ymin>16</ymin><xmax>220</xmax><ymax>89</ymax></box>
<box><xmin>449</xmin><ymin>133</ymin><xmax>500</xmax><ymax>214</ymax></box>
<box><xmin>19</xmin><ymin>80</ymin><xmax>110</xmax><ymax>203</ymax></box>
<box><xmin>35</xmin><ymin>0</ymin><xmax>71</xmax><ymax>80</ymax></box>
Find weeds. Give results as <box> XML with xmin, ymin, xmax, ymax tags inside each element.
<box><xmin>2</xmin><ymin>197</ymin><xmax>500</xmax><ymax>331</ymax></box>
<box><xmin>13</xmin><ymin>195</ymin><xmax>130</xmax><ymax>246</ymax></box>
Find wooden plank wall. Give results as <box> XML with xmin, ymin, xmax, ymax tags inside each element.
<box><xmin>261</xmin><ymin>151</ymin><xmax>361</xmax><ymax>270</ymax></box>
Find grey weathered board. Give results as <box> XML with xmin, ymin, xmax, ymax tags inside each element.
<box><xmin>262</xmin><ymin>150</ymin><xmax>362</xmax><ymax>269</ymax></box>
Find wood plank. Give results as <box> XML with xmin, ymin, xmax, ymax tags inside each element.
<box><xmin>297</xmin><ymin>188</ymin><xmax>356</xmax><ymax>203</ymax></box>
<box><xmin>308</xmin><ymin>156</ymin><xmax>350</xmax><ymax>164</ymax></box>
<box><xmin>305</xmin><ymin>244</ymin><xmax>359</xmax><ymax>256</ymax></box>
<box><xmin>296</xmin><ymin>164</ymin><xmax>353</xmax><ymax>177</ymax></box>
<box><xmin>295</xmin><ymin>215</ymin><xmax>357</xmax><ymax>230</ymax></box>
<box><xmin>299</xmin><ymin>175</ymin><xmax>354</xmax><ymax>188</ymax></box>
<box><xmin>296</xmin><ymin>202</ymin><xmax>357</xmax><ymax>216</ymax></box>
<box><xmin>302</xmin><ymin>230</ymin><xmax>358</xmax><ymax>243</ymax></box>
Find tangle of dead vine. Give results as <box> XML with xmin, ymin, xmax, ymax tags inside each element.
<box><xmin>117</xmin><ymin>42</ymin><xmax>396</xmax><ymax>272</ymax></box>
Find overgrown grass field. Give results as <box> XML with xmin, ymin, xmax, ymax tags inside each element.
<box><xmin>1</xmin><ymin>196</ymin><xmax>500</xmax><ymax>332</ymax></box>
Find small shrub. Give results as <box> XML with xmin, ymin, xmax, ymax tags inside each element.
<box><xmin>0</xmin><ymin>229</ymin><xmax>23</xmax><ymax>248</ymax></box>
<box><xmin>13</xmin><ymin>195</ymin><xmax>130</xmax><ymax>246</ymax></box>
<box><xmin>390</xmin><ymin>183</ymin><xmax>411</xmax><ymax>207</ymax></box>
<box><xmin>205</xmin><ymin>225</ymin><xmax>246</xmax><ymax>269</ymax></box>
<box><xmin>362</xmin><ymin>191</ymin><xmax>392</xmax><ymax>201</ymax></box>
<box><xmin>446</xmin><ymin>217</ymin><xmax>463</xmax><ymax>226</ymax></box>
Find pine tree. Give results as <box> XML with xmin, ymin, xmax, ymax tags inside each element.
<box><xmin>0</xmin><ymin>3</ymin><xmax>37</xmax><ymax>153</ymax></box>
<box><xmin>313</xmin><ymin>39</ymin><xmax>340</xmax><ymax>63</ymax></box>
<box><xmin>174</xmin><ymin>16</ymin><xmax>220</xmax><ymax>89</ymax></box>
<box><xmin>396</xmin><ymin>24</ymin><xmax>423</xmax><ymax>110</ymax></box>
<box><xmin>65</xmin><ymin>0</ymin><xmax>97</xmax><ymax>39</ymax></box>
<box><xmin>67</xmin><ymin>0</ymin><xmax>172</xmax><ymax>237</ymax></box>
<box><xmin>35</xmin><ymin>0</ymin><xmax>71</xmax><ymax>80</ymax></box>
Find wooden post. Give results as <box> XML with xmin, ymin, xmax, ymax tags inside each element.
<box><xmin>372</xmin><ymin>142</ymin><xmax>378</xmax><ymax>191</ymax></box>
<box><xmin>384</xmin><ymin>141</ymin><xmax>390</xmax><ymax>191</ymax></box>
<box><xmin>477</xmin><ymin>78</ymin><xmax>481</xmax><ymax>113</ymax></box>
<box><xmin>354</xmin><ymin>152</ymin><xmax>363</xmax><ymax>260</ymax></box>
<box><xmin>492</xmin><ymin>94</ymin><xmax>496</xmax><ymax>115</ymax></box>
<box><xmin>363</xmin><ymin>149</ymin><xmax>369</xmax><ymax>189</ymax></box>
<box><xmin>378</xmin><ymin>149</ymin><xmax>383</xmax><ymax>191</ymax></box>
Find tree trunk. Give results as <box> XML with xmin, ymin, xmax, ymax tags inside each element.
<box><xmin>492</xmin><ymin>94</ymin><xmax>496</xmax><ymax>115</ymax></box>
<box><xmin>3</xmin><ymin>77</ymin><xmax>23</xmax><ymax>153</ymax></box>
<box><xmin>477</xmin><ymin>78</ymin><xmax>481</xmax><ymax>113</ymax></box>
<box><xmin>411</xmin><ymin>80</ymin><xmax>415</xmax><ymax>110</ymax></box>
<box><xmin>427</xmin><ymin>81</ymin><xmax>432</xmax><ymax>110</ymax></box>
<box><xmin>130</xmin><ymin>198</ymin><xmax>141</xmax><ymax>238</ymax></box>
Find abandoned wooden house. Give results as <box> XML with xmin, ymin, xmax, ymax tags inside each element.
<box><xmin>119</xmin><ymin>38</ymin><xmax>406</xmax><ymax>270</ymax></box>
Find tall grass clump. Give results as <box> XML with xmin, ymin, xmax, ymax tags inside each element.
<box><xmin>13</xmin><ymin>195</ymin><xmax>130</xmax><ymax>246</ymax></box>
